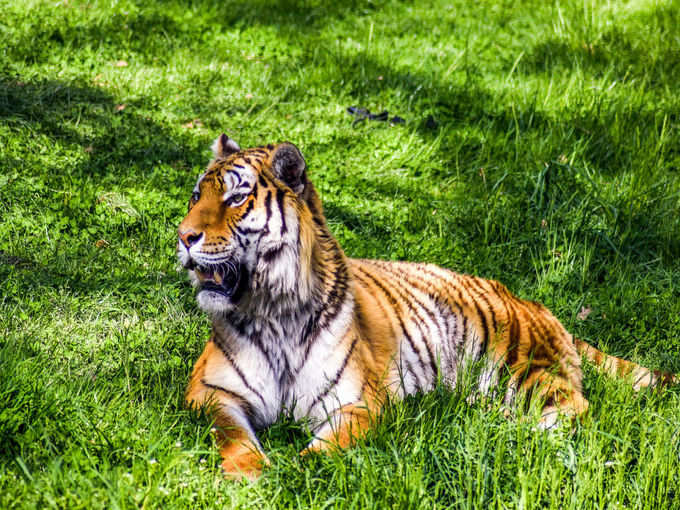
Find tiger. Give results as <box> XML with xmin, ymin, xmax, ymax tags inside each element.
<box><xmin>177</xmin><ymin>134</ymin><xmax>677</xmax><ymax>480</ymax></box>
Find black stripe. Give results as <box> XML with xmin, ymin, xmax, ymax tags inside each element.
<box><xmin>413</xmin><ymin>267</ymin><xmax>471</xmax><ymax>359</ymax></box>
<box><xmin>380</xmin><ymin>261</ymin><xmax>467</xmax><ymax>350</ymax></box>
<box><xmin>371</xmin><ymin>262</ymin><xmax>451</xmax><ymax>344</ymax></box>
<box><xmin>358</xmin><ymin>376</ymin><xmax>368</xmax><ymax>401</ymax></box>
<box><xmin>264</xmin><ymin>190</ymin><xmax>272</xmax><ymax>222</ymax></box>
<box><xmin>296</xmin><ymin>260</ymin><xmax>350</xmax><ymax>371</ymax></box>
<box><xmin>522</xmin><ymin>320</ymin><xmax>541</xmax><ymax>383</ymax></box>
<box><xmin>212</xmin><ymin>336</ymin><xmax>269</xmax><ymax>409</ymax></box>
<box><xmin>453</xmin><ymin>276</ymin><xmax>490</xmax><ymax>356</ymax></box>
<box><xmin>431</xmin><ymin>296</ymin><xmax>455</xmax><ymax>375</ymax></box>
<box><xmin>527</xmin><ymin>309</ymin><xmax>559</xmax><ymax>363</ymax></box>
<box><xmin>448</xmin><ymin>299</ymin><xmax>457</xmax><ymax>346</ymax></box>
<box><xmin>416</xmin><ymin>266</ymin><xmax>489</xmax><ymax>360</ymax></box>
<box><xmin>492</xmin><ymin>282</ymin><xmax>517</xmax><ymax>367</ymax></box>
<box><xmin>236</xmin><ymin>226</ymin><xmax>263</xmax><ymax>235</ymax></box>
<box><xmin>372</xmin><ymin>262</ymin><xmax>464</xmax><ymax>367</ymax></box>
<box><xmin>505</xmin><ymin>309</ymin><xmax>520</xmax><ymax>368</ymax></box>
<box><xmin>255</xmin><ymin>333</ymin><xmax>291</xmax><ymax>382</ymax></box>
<box><xmin>231</xmin><ymin>165</ymin><xmax>245</xmax><ymax>170</ymax></box>
<box><xmin>226</xmin><ymin>170</ymin><xmax>243</xmax><ymax>184</ymax></box>
<box><xmin>454</xmin><ymin>288</ymin><xmax>485</xmax><ymax>359</ymax></box>
<box><xmin>258</xmin><ymin>174</ymin><xmax>267</xmax><ymax>187</ymax></box>
<box><xmin>296</xmin><ymin>221</ymin><xmax>301</xmax><ymax>249</ymax></box>
<box><xmin>251</xmin><ymin>182</ymin><xmax>258</xmax><ymax>199</ymax></box>
<box><xmin>276</xmin><ymin>188</ymin><xmax>287</xmax><ymax>234</ymax></box>
<box><xmin>245</xmin><ymin>332</ymin><xmax>281</xmax><ymax>378</ymax></box>
<box><xmin>352</xmin><ymin>273</ymin><xmax>420</xmax><ymax>391</ymax></box>
<box><xmin>309</xmin><ymin>336</ymin><xmax>358</xmax><ymax>411</ymax></box>
<box><xmin>403</xmin><ymin>359</ymin><xmax>418</xmax><ymax>390</ymax></box>
<box><xmin>262</xmin><ymin>244</ymin><xmax>285</xmax><ymax>262</ymax></box>
<box><xmin>469</xmin><ymin>277</ymin><xmax>498</xmax><ymax>340</ymax></box>
<box><xmin>298</xmin><ymin>265</ymin><xmax>348</xmax><ymax>359</ymax></box>
<box><xmin>294</xmin><ymin>226</ymin><xmax>351</xmax><ymax>372</ymax></box>
<box><xmin>316</xmin><ymin>261</ymin><xmax>349</xmax><ymax>331</ymax></box>
<box><xmin>241</xmin><ymin>198</ymin><xmax>254</xmax><ymax>220</ymax></box>
<box><xmin>363</xmin><ymin>263</ymin><xmax>439</xmax><ymax>378</ymax></box>
<box><xmin>221</xmin><ymin>311</ymin><xmax>293</xmax><ymax>382</ymax></box>
<box><xmin>238</xmin><ymin>182</ymin><xmax>250</xmax><ymax>189</ymax></box>
<box><xmin>200</xmin><ymin>379</ymin><xmax>257</xmax><ymax>422</ymax></box>
<box><xmin>353</xmin><ymin>267</ymin><xmax>431</xmax><ymax>384</ymax></box>
<box><xmin>461</xmin><ymin>314</ymin><xmax>469</xmax><ymax>351</ymax></box>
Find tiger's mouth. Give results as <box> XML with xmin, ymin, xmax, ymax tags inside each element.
<box><xmin>194</xmin><ymin>262</ymin><xmax>248</xmax><ymax>301</ymax></box>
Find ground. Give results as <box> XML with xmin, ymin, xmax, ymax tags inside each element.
<box><xmin>1</xmin><ymin>0</ymin><xmax>680</xmax><ymax>508</ymax></box>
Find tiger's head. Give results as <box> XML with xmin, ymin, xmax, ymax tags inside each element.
<box><xmin>177</xmin><ymin>134</ymin><xmax>318</xmax><ymax>316</ymax></box>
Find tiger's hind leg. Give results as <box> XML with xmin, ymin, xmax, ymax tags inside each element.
<box><xmin>505</xmin><ymin>303</ymin><xmax>589</xmax><ymax>429</ymax></box>
<box><xmin>532</xmin><ymin>376</ymin><xmax>590</xmax><ymax>430</ymax></box>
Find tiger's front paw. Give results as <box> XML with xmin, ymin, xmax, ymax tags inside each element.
<box><xmin>221</xmin><ymin>462</ymin><xmax>262</xmax><ymax>482</ymax></box>
<box><xmin>220</xmin><ymin>450</ymin><xmax>270</xmax><ymax>482</ymax></box>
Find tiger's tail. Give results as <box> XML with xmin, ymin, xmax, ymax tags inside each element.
<box><xmin>574</xmin><ymin>338</ymin><xmax>678</xmax><ymax>390</ymax></box>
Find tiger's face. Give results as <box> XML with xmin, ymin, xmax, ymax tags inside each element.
<box><xmin>177</xmin><ymin>134</ymin><xmax>311</xmax><ymax>315</ymax></box>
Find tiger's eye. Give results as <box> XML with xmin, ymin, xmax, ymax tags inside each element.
<box><xmin>228</xmin><ymin>193</ymin><xmax>246</xmax><ymax>206</ymax></box>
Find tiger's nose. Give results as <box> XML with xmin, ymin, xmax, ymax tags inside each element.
<box><xmin>178</xmin><ymin>229</ymin><xmax>203</xmax><ymax>249</ymax></box>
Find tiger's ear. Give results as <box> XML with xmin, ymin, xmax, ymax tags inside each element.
<box><xmin>211</xmin><ymin>133</ymin><xmax>240</xmax><ymax>158</ymax></box>
<box><xmin>271</xmin><ymin>142</ymin><xmax>306</xmax><ymax>194</ymax></box>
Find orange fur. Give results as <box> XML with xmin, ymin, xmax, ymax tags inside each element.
<box><xmin>179</xmin><ymin>136</ymin><xmax>676</xmax><ymax>479</ymax></box>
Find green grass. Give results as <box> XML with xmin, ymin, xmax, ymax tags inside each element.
<box><xmin>2</xmin><ymin>0</ymin><xmax>680</xmax><ymax>507</ymax></box>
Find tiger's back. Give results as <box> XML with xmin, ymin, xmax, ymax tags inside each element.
<box><xmin>350</xmin><ymin>259</ymin><xmax>584</xmax><ymax>417</ymax></box>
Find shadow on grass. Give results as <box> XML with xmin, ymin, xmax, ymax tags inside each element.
<box><xmin>3</xmin><ymin>0</ymin><xmax>680</xmax><ymax>293</ymax></box>
<box><xmin>296</xmin><ymin>50</ymin><xmax>680</xmax><ymax>262</ymax></box>
<box><xmin>2</xmin><ymin>63</ymin><xmax>679</xmax><ymax>298</ymax></box>
<box><xmin>9</xmin><ymin>0</ymin><xmax>677</xmax><ymax>178</ymax></box>
<box><xmin>520</xmin><ymin>2</ymin><xmax>680</xmax><ymax>87</ymax></box>
<box><xmin>0</xmin><ymin>77</ymin><xmax>205</xmax><ymax>175</ymax></box>
<box><xmin>0</xmin><ymin>76</ymin><xmax>200</xmax><ymax>299</ymax></box>
<box><xmin>8</xmin><ymin>0</ymin><xmax>386</xmax><ymax>65</ymax></box>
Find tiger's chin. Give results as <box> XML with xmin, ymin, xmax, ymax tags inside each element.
<box><xmin>196</xmin><ymin>289</ymin><xmax>236</xmax><ymax>314</ymax></box>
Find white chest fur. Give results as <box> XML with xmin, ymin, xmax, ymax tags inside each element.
<box><xmin>204</xmin><ymin>296</ymin><xmax>359</xmax><ymax>429</ymax></box>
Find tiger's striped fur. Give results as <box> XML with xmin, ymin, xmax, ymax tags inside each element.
<box><xmin>178</xmin><ymin>134</ymin><xmax>676</xmax><ymax>480</ymax></box>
